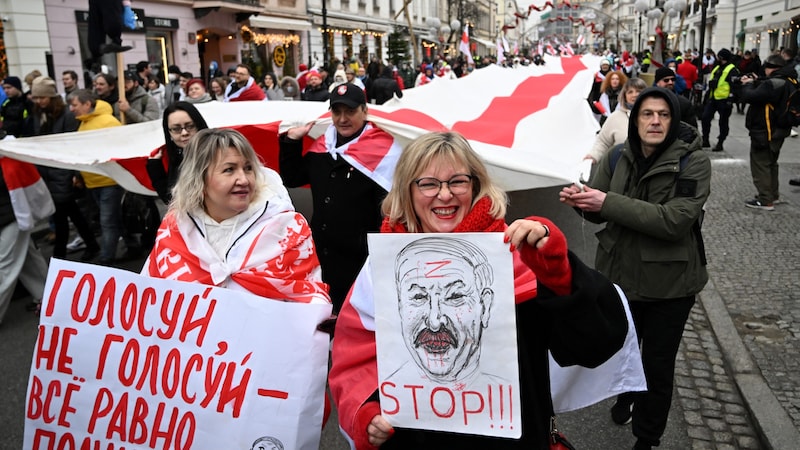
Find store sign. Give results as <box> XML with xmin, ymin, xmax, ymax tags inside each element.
<box><xmin>75</xmin><ymin>9</ymin><xmax>146</xmax><ymax>33</ymax></box>
<box><xmin>273</xmin><ymin>46</ymin><xmax>286</xmax><ymax>67</ymax></box>
<box><xmin>145</xmin><ymin>16</ymin><xmax>179</xmax><ymax>30</ymax></box>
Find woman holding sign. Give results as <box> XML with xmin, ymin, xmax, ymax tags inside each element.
<box><xmin>329</xmin><ymin>131</ymin><xmax>635</xmax><ymax>448</ymax></box>
<box><xmin>143</xmin><ymin>127</ymin><xmax>330</xmax><ymax>305</ymax></box>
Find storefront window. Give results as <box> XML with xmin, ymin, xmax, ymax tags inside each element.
<box><xmin>145</xmin><ymin>31</ymin><xmax>173</xmax><ymax>83</ymax></box>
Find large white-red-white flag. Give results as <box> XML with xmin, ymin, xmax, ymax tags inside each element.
<box><xmin>0</xmin><ymin>56</ymin><xmax>607</xmax><ymax>194</ymax></box>
<box><xmin>459</xmin><ymin>25</ymin><xmax>472</xmax><ymax>62</ymax></box>
<box><xmin>576</xmin><ymin>34</ymin><xmax>586</xmax><ymax>46</ymax></box>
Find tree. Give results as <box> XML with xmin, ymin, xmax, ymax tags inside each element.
<box><xmin>387</xmin><ymin>27</ymin><xmax>411</xmax><ymax>66</ymax></box>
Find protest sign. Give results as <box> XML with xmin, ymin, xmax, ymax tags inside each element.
<box><xmin>368</xmin><ymin>233</ymin><xmax>521</xmax><ymax>438</ymax></box>
<box><xmin>24</xmin><ymin>259</ymin><xmax>332</xmax><ymax>450</ymax></box>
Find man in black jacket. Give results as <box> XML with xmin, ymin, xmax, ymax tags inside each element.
<box><xmin>279</xmin><ymin>83</ymin><xmax>388</xmax><ymax>312</ymax></box>
<box><xmin>740</xmin><ymin>55</ymin><xmax>796</xmax><ymax>210</ymax></box>
<box><xmin>653</xmin><ymin>67</ymin><xmax>698</xmax><ymax>129</ymax></box>
<box><xmin>1</xmin><ymin>76</ymin><xmax>33</xmax><ymax>137</ymax></box>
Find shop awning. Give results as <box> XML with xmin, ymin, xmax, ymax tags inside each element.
<box><xmin>248</xmin><ymin>15</ymin><xmax>312</xmax><ymax>31</ymax></box>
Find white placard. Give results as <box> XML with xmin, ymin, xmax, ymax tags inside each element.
<box><xmin>24</xmin><ymin>259</ymin><xmax>331</xmax><ymax>450</ymax></box>
<box><xmin>369</xmin><ymin>233</ymin><xmax>521</xmax><ymax>438</ymax></box>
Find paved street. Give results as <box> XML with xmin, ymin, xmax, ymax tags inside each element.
<box><xmin>2</xmin><ymin>109</ymin><xmax>800</xmax><ymax>449</ymax></box>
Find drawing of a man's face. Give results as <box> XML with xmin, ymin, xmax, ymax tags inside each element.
<box><xmin>395</xmin><ymin>238</ymin><xmax>493</xmax><ymax>383</ymax></box>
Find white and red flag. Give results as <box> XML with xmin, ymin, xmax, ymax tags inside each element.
<box><xmin>576</xmin><ymin>34</ymin><xmax>586</xmax><ymax>46</ymax></box>
<box><xmin>0</xmin><ymin>155</ymin><xmax>55</xmax><ymax>231</ymax></box>
<box><xmin>0</xmin><ymin>56</ymin><xmax>609</xmax><ymax>195</ymax></box>
<box><xmin>459</xmin><ymin>24</ymin><xmax>472</xmax><ymax>62</ymax></box>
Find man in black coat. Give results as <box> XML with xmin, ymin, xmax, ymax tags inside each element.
<box><xmin>279</xmin><ymin>84</ymin><xmax>388</xmax><ymax>312</ymax></box>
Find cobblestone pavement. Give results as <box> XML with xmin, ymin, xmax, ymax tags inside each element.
<box><xmin>673</xmin><ymin>110</ymin><xmax>800</xmax><ymax>450</ymax></box>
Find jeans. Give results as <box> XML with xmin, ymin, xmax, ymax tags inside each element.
<box><xmin>90</xmin><ymin>185</ymin><xmax>124</xmax><ymax>262</ymax></box>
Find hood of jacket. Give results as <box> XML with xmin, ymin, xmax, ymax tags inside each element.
<box><xmin>75</xmin><ymin>100</ymin><xmax>120</xmax><ymax>130</ymax></box>
<box><xmin>627</xmin><ymin>86</ymin><xmax>683</xmax><ymax>162</ymax></box>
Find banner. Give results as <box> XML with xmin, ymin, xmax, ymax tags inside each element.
<box><xmin>369</xmin><ymin>233</ymin><xmax>521</xmax><ymax>438</ymax></box>
<box><xmin>24</xmin><ymin>260</ymin><xmax>332</xmax><ymax>450</ymax></box>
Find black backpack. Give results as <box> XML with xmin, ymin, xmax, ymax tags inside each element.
<box><xmin>773</xmin><ymin>77</ymin><xmax>800</xmax><ymax>129</ymax></box>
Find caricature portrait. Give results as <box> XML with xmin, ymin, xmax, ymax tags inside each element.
<box><xmin>250</xmin><ymin>436</ymin><xmax>284</xmax><ymax>450</ymax></box>
<box><xmin>394</xmin><ymin>236</ymin><xmax>494</xmax><ymax>384</ymax></box>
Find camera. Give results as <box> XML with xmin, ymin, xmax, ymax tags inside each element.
<box><xmin>731</xmin><ymin>73</ymin><xmax>757</xmax><ymax>84</ymax></box>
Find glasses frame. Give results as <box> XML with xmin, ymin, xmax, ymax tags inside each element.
<box><xmin>413</xmin><ymin>174</ymin><xmax>474</xmax><ymax>198</ymax></box>
<box><xmin>167</xmin><ymin>123</ymin><xmax>197</xmax><ymax>135</ymax></box>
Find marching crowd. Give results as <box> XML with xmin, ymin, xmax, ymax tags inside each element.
<box><xmin>0</xmin><ymin>44</ymin><xmax>792</xmax><ymax>450</ymax></box>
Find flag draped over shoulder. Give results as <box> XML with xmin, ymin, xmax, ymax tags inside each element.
<box><xmin>0</xmin><ymin>156</ymin><xmax>55</xmax><ymax>231</ymax></box>
<box><xmin>0</xmin><ymin>56</ymin><xmax>606</xmax><ymax>195</ymax></box>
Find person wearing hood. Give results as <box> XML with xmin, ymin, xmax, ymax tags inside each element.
<box><xmin>183</xmin><ymin>78</ymin><xmax>213</xmax><ymax>104</ymax></box>
<box><xmin>561</xmin><ymin>87</ymin><xmax>710</xmax><ymax>450</ymax></box>
<box><xmin>370</xmin><ymin>65</ymin><xmax>403</xmax><ymax>105</ymax></box>
<box><xmin>280</xmin><ymin>75</ymin><xmax>301</xmax><ymax>101</ymax></box>
<box><xmin>67</xmin><ymin>89</ymin><xmax>140</xmax><ymax>265</ymax></box>
<box><xmin>118</xmin><ymin>71</ymin><xmax>160</xmax><ymax>123</ymax></box>
<box><xmin>223</xmin><ymin>64</ymin><xmax>266</xmax><ymax>102</ymax></box>
<box><xmin>701</xmin><ymin>48</ymin><xmax>740</xmax><ymax>151</ymax></box>
<box><xmin>739</xmin><ymin>55</ymin><xmax>797</xmax><ymax>210</ymax></box>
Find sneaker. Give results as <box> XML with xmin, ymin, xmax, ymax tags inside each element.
<box><xmin>611</xmin><ymin>399</ymin><xmax>633</xmax><ymax>425</ymax></box>
<box><xmin>745</xmin><ymin>198</ymin><xmax>775</xmax><ymax>211</ymax></box>
<box><xmin>66</xmin><ymin>236</ymin><xmax>86</xmax><ymax>252</ymax></box>
<box><xmin>789</xmin><ymin>177</ymin><xmax>800</xmax><ymax>186</ymax></box>
<box><xmin>753</xmin><ymin>195</ymin><xmax>784</xmax><ymax>205</ymax></box>
<box><xmin>791</xmin><ymin>129</ymin><xmax>798</xmax><ymax>138</ymax></box>
<box><xmin>712</xmin><ymin>141</ymin><xmax>724</xmax><ymax>152</ymax></box>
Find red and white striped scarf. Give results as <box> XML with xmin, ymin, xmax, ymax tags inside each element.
<box><xmin>307</xmin><ymin>122</ymin><xmax>402</xmax><ymax>191</ymax></box>
<box><xmin>144</xmin><ymin>179</ymin><xmax>330</xmax><ymax>305</ymax></box>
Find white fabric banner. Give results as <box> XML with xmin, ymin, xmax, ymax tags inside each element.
<box><xmin>24</xmin><ymin>259</ymin><xmax>332</xmax><ymax>450</ymax></box>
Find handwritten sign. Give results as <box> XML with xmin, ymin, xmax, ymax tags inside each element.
<box><xmin>24</xmin><ymin>260</ymin><xmax>332</xmax><ymax>450</ymax></box>
<box><xmin>368</xmin><ymin>233</ymin><xmax>521</xmax><ymax>438</ymax></box>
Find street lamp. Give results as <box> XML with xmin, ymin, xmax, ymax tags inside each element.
<box><xmin>633</xmin><ymin>0</ymin><xmax>649</xmax><ymax>53</ymax></box>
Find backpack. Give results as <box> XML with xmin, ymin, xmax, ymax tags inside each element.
<box><xmin>773</xmin><ymin>76</ymin><xmax>800</xmax><ymax>129</ymax></box>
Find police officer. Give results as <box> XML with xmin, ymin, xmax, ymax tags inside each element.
<box><xmin>701</xmin><ymin>48</ymin><xmax>739</xmax><ymax>152</ymax></box>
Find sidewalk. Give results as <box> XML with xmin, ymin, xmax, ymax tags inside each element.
<box><xmin>680</xmin><ymin>110</ymin><xmax>800</xmax><ymax>449</ymax></box>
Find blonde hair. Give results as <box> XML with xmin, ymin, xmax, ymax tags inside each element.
<box><xmin>382</xmin><ymin>132</ymin><xmax>507</xmax><ymax>232</ymax></box>
<box><xmin>169</xmin><ymin>128</ymin><xmax>265</xmax><ymax>215</ymax></box>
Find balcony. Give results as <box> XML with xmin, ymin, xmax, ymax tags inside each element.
<box><xmin>193</xmin><ymin>0</ymin><xmax>265</xmax><ymax>15</ymax></box>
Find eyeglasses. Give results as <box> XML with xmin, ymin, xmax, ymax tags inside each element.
<box><xmin>661</xmin><ymin>77</ymin><xmax>676</xmax><ymax>83</ymax></box>
<box><xmin>168</xmin><ymin>123</ymin><xmax>197</xmax><ymax>135</ymax></box>
<box><xmin>413</xmin><ymin>174</ymin><xmax>473</xmax><ymax>197</ymax></box>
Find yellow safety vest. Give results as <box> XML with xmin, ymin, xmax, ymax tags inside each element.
<box><xmin>710</xmin><ymin>64</ymin><xmax>735</xmax><ymax>100</ymax></box>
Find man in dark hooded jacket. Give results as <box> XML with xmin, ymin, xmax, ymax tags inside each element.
<box><xmin>560</xmin><ymin>87</ymin><xmax>711</xmax><ymax>450</ymax></box>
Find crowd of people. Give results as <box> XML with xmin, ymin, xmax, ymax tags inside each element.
<box><xmin>1</xmin><ymin>43</ymin><xmax>798</xmax><ymax>450</ymax></box>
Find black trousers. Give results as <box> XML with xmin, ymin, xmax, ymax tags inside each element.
<box><xmin>52</xmin><ymin>199</ymin><xmax>99</xmax><ymax>259</ymax></box>
<box><xmin>701</xmin><ymin>98</ymin><xmax>733</xmax><ymax>142</ymax></box>
<box><xmin>87</xmin><ymin>0</ymin><xmax>123</xmax><ymax>60</ymax></box>
<box><xmin>618</xmin><ymin>296</ymin><xmax>696</xmax><ymax>447</ymax></box>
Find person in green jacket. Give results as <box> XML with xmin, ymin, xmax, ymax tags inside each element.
<box><xmin>560</xmin><ymin>87</ymin><xmax>711</xmax><ymax>450</ymax></box>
